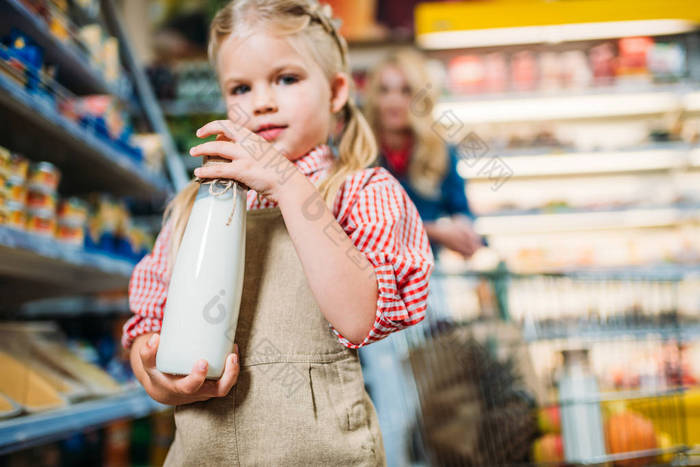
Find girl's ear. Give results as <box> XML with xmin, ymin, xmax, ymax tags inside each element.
<box><xmin>329</xmin><ymin>72</ymin><xmax>350</xmax><ymax>114</ymax></box>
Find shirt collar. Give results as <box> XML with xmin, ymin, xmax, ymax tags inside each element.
<box><xmin>293</xmin><ymin>144</ymin><xmax>333</xmax><ymax>177</ymax></box>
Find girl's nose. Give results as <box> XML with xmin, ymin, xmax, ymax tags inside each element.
<box><xmin>252</xmin><ymin>86</ymin><xmax>277</xmax><ymax>115</ymax></box>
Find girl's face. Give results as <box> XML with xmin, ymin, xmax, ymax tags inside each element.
<box><xmin>217</xmin><ymin>28</ymin><xmax>346</xmax><ymax>160</ymax></box>
<box><xmin>375</xmin><ymin>64</ymin><xmax>412</xmax><ymax>133</ymax></box>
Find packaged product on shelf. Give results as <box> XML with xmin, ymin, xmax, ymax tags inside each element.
<box><xmin>86</xmin><ymin>193</ymin><xmax>118</xmax><ymax>252</ymax></box>
<box><xmin>131</xmin><ymin>133</ymin><xmax>165</xmax><ymax>173</ymax></box>
<box><xmin>56</xmin><ymin>196</ymin><xmax>88</xmax><ymax>245</ymax></box>
<box><xmin>102</xmin><ymin>36</ymin><xmax>120</xmax><ymax>83</ymax></box>
<box><xmin>8</xmin><ymin>152</ymin><xmax>29</xmax><ymax>182</ymax></box>
<box><xmin>448</xmin><ymin>54</ymin><xmax>486</xmax><ymax>94</ymax></box>
<box><xmin>483</xmin><ymin>52</ymin><xmax>507</xmax><ymax>94</ymax></box>
<box><xmin>0</xmin><ymin>145</ymin><xmax>10</xmax><ymax>176</ymax></box>
<box><xmin>0</xmin><ymin>351</ymin><xmax>66</xmax><ymax>413</ymax></box>
<box><xmin>616</xmin><ymin>36</ymin><xmax>654</xmax><ymax>82</ymax></box>
<box><xmin>4</xmin><ymin>202</ymin><xmax>25</xmax><ymax>230</ymax></box>
<box><xmin>0</xmin><ymin>322</ymin><xmax>122</xmax><ymax>398</ymax></box>
<box><xmin>128</xmin><ymin>225</ymin><xmax>154</xmax><ymax>261</ymax></box>
<box><xmin>34</xmin><ymin>342</ymin><xmax>122</xmax><ymax>396</ymax></box>
<box><xmin>511</xmin><ymin>50</ymin><xmax>538</xmax><ymax>92</ymax></box>
<box><xmin>114</xmin><ymin>200</ymin><xmax>135</xmax><ymax>257</ymax></box>
<box><xmin>0</xmin><ymin>392</ymin><xmax>21</xmax><ymax>419</ymax></box>
<box><xmin>26</xmin><ymin>188</ymin><xmax>57</xmax><ymax>211</ymax></box>
<box><xmin>79</xmin><ymin>24</ymin><xmax>102</xmax><ymax>66</ymax></box>
<box><xmin>0</xmin><ymin>327</ymin><xmax>90</xmax><ymax>401</ymax></box>
<box><xmin>59</xmin><ymin>95</ymin><xmax>126</xmax><ymax>140</ymax></box>
<box><xmin>27</xmin><ymin>161</ymin><xmax>61</xmax><ymax>194</ymax></box>
<box><xmin>58</xmin><ymin>196</ymin><xmax>89</xmax><ymax>224</ymax></box>
<box><xmin>3</xmin><ymin>30</ymin><xmax>43</xmax><ymax>77</ymax></box>
<box><xmin>589</xmin><ymin>42</ymin><xmax>616</xmax><ymax>86</ymax></box>
<box><xmin>47</xmin><ymin>4</ymin><xmax>71</xmax><ymax>42</ymax></box>
<box><xmin>539</xmin><ymin>51</ymin><xmax>563</xmax><ymax>92</ymax></box>
<box><xmin>56</xmin><ymin>222</ymin><xmax>84</xmax><ymax>245</ymax></box>
<box><xmin>647</xmin><ymin>41</ymin><xmax>686</xmax><ymax>83</ymax></box>
<box><xmin>26</xmin><ymin>208</ymin><xmax>57</xmax><ymax>237</ymax></box>
<box><xmin>560</xmin><ymin>50</ymin><xmax>591</xmax><ymax>90</ymax></box>
<box><xmin>103</xmin><ymin>420</ymin><xmax>132</xmax><ymax>466</ymax></box>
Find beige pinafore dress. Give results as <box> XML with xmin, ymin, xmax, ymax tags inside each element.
<box><xmin>163</xmin><ymin>207</ymin><xmax>386</xmax><ymax>466</ymax></box>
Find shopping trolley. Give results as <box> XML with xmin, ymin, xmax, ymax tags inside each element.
<box><xmin>377</xmin><ymin>263</ymin><xmax>698</xmax><ymax>466</ymax></box>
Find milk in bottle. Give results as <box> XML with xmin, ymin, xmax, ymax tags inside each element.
<box><xmin>156</xmin><ymin>157</ymin><xmax>247</xmax><ymax>379</ymax></box>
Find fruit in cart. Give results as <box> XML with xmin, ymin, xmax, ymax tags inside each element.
<box><xmin>605</xmin><ymin>410</ymin><xmax>657</xmax><ymax>466</ymax></box>
<box><xmin>655</xmin><ymin>432</ymin><xmax>673</xmax><ymax>463</ymax></box>
<box><xmin>537</xmin><ymin>405</ymin><xmax>561</xmax><ymax>433</ymax></box>
<box><xmin>532</xmin><ymin>433</ymin><xmax>563</xmax><ymax>465</ymax></box>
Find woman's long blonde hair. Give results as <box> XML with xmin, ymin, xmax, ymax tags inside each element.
<box><xmin>162</xmin><ymin>0</ymin><xmax>376</xmax><ymax>274</ymax></box>
<box><xmin>364</xmin><ymin>48</ymin><xmax>447</xmax><ymax>198</ymax></box>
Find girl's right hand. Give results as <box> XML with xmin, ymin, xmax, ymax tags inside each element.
<box><xmin>131</xmin><ymin>333</ymin><xmax>240</xmax><ymax>406</ymax></box>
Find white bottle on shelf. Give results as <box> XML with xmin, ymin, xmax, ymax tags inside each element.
<box><xmin>156</xmin><ymin>157</ymin><xmax>247</xmax><ymax>379</ymax></box>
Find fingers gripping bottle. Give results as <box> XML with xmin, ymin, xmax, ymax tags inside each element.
<box><xmin>156</xmin><ymin>156</ymin><xmax>247</xmax><ymax>379</ymax></box>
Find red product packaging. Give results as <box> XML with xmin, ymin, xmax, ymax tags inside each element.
<box><xmin>511</xmin><ymin>50</ymin><xmax>538</xmax><ymax>92</ymax></box>
<box><xmin>448</xmin><ymin>55</ymin><xmax>486</xmax><ymax>95</ymax></box>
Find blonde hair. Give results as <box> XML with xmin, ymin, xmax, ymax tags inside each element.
<box><xmin>163</xmin><ymin>0</ymin><xmax>376</xmax><ymax>273</ymax></box>
<box><xmin>364</xmin><ymin>48</ymin><xmax>447</xmax><ymax>197</ymax></box>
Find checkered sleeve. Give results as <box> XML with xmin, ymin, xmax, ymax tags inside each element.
<box><xmin>330</xmin><ymin>167</ymin><xmax>434</xmax><ymax>349</ymax></box>
<box><xmin>121</xmin><ymin>220</ymin><xmax>173</xmax><ymax>350</ymax></box>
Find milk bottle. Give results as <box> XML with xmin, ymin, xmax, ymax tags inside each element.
<box><xmin>156</xmin><ymin>156</ymin><xmax>247</xmax><ymax>379</ymax></box>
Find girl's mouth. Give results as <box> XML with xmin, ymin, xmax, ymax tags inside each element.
<box><xmin>255</xmin><ymin>125</ymin><xmax>287</xmax><ymax>141</ymax></box>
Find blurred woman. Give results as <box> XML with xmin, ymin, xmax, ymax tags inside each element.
<box><xmin>364</xmin><ymin>48</ymin><xmax>481</xmax><ymax>258</ymax></box>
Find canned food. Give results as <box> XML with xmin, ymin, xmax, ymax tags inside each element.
<box><xmin>5</xmin><ymin>179</ymin><xmax>26</xmax><ymax>205</ymax></box>
<box><xmin>0</xmin><ymin>146</ymin><xmax>10</xmax><ymax>176</ymax></box>
<box><xmin>58</xmin><ymin>197</ymin><xmax>89</xmax><ymax>225</ymax></box>
<box><xmin>5</xmin><ymin>202</ymin><xmax>26</xmax><ymax>230</ymax></box>
<box><xmin>26</xmin><ymin>209</ymin><xmax>56</xmax><ymax>237</ymax></box>
<box><xmin>8</xmin><ymin>153</ymin><xmax>29</xmax><ymax>183</ymax></box>
<box><xmin>26</xmin><ymin>189</ymin><xmax>57</xmax><ymax>212</ymax></box>
<box><xmin>27</xmin><ymin>161</ymin><xmax>61</xmax><ymax>193</ymax></box>
<box><xmin>56</xmin><ymin>222</ymin><xmax>84</xmax><ymax>246</ymax></box>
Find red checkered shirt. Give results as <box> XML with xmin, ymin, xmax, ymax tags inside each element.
<box><xmin>122</xmin><ymin>144</ymin><xmax>434</xmax><ymax>350</ymax></box>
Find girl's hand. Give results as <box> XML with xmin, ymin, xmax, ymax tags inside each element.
<box><xmin>189</xmin><ymin>119</ymin><xmax>299</xmax><ymax>203</ymax></box>
<box><xmin>131</xmin><ymin>333</ymin><xmax>240</xmax><ymax>406</ymax></box>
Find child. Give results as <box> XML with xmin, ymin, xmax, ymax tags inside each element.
<box><xmin>122</xmin><ymin>1</ymin><xmax>433</xmax><ymax>465</ymax></box>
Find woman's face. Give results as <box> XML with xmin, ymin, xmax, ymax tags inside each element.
<box><xmin>375</xmin><ymin>64</ymin><xmax>412</xmax><ymax>133</ymax></box>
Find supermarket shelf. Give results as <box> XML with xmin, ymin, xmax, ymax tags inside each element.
<box><xmin>435</xmin><ymin>85</ymin><xmax>697</xmax><ymax>124</ymax></box>
<box><xmin>0</xmin><ymin>387</ymin><xmax>167</xmax><ymax>455</ymax></box>
<box><xmin>474</xmin><ymin>205</ymin><xmax>700</xmax><ymax>235</ymax></box>
<box><xmin>20</xmin><ymin>295</ymin><xmax>130</xmax><ymax>317</ymax></box>
<box><xmin>523</xmin><ymin>323</ymin><xmax>700</xmax><ymax>342</ymax></box>
<box><xmin>0</xmin><ymin>73</ymin><xmax>170</xmax><ymax>199</ymax></box>
<box><xmin>461</xmin><ymin>145</ymin><xmax>694</xmax><ymax>180</ymax></box>
<box><xmin>0</xmin><ymin>0</ymin><xmax>127</xmax><ymax>99</ymax></box>
<box><xmin>0</xmin><ymin>226</ymin><xmax>134</xmax><ymax>305</ymax></box>
<box><xmin>435</xmin><ymin>263</ymin><xmax>700</xmax><ymax>280</ymax></box>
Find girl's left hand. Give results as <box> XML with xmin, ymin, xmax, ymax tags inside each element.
<box><xmin>190</xmin><ymin>119</ymin><xmax>298</xmax><ymax>203</ymax></box>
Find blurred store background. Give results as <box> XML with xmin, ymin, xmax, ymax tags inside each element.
<box><xmin>0</xmin><ymin>0</ymin><xmax>699</xmax><ymax>465</ymax></box>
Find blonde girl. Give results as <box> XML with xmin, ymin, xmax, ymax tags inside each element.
<box><xmin>121</xmin><ymin>1</ymin><xmax>433</xmax><ymax>464</ymax></box>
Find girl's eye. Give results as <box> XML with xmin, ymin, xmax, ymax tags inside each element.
<box><xmin>230</xmin><ymin>84</ymin><xmax>250</xmax><ymax>95</ymax></box>
<box><xmin>277</xmin><ymin>74</ymin><xmax>299</xmax><ymax>85</ymax></box>
<box><xmin>401</xmin><ymin>85</ymin><xmax>411</xmax><ymax>96</ymax></box>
